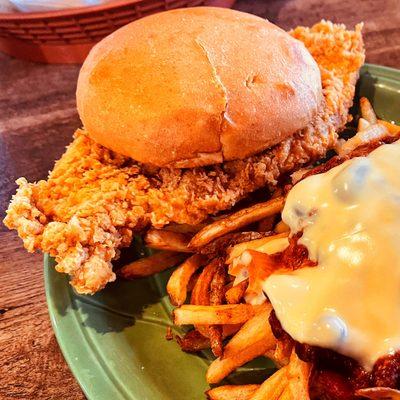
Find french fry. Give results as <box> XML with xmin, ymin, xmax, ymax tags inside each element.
<box><xmin>119</xmin><ymin>251</ymin><xmax>186</xmax><ymax>278</ymax></box>
<box><xmin>336</xmin><ymin>98</ymin><xmax>400</xmax><ymax>157</ymax></box>
<box><xmin>208</xmin><ymin>326</ymin><xmax>223</xmax><ymax>357</ymax></box>
<box><xmin>226</xmin><ymin>232</ymin><xmax>288</xmax><ymax>264</ymax></box>
<box><xmin>190</xmin><ymin>259</ymin><xmax>223</xmax><ymax>339</ymax></box>
<box><xmin>222</xmin><ymin>324</ymin><xmax>242</xmax><ymax>337</ymax></box>
<box><xmin>187</xmin><ymin>271</ymin><xmax>200</xmax><ymax>293</ymax></box>
<box><xmin>210</xmin><ymin>264</ymin><xmax>226</xmax><ymax>306</ymax></box>
<box><xmin>250</xmin><ymin>367</ymin><xmax>288</xmax><ymax>400</ymax></box>
<box><xmin>164</xmin><ymin>223</ymin><xmax>206</xmax><ymax>234</ymax></box>
<box><xmin>378</xmin><ymin>119</ymin><xmax>400</xmax><ymax>136</ymax></box>
<box><xmin>250</xmin><ymin>351</ymin><xmax>311</xmax><ymax>400</ymax></box>
<box><xmin>206</xmin><ymin>384</ymin><xmax>260</xmax><ymax>400</ymax></box>
<box><xmin>177</xmin><ymin>329</ymin><xmax>210</xmax><ymax>352</ymax></box>
<box><xmin>209</xmin><ymin>264</ymin><xmax>227</xmax><ymax>357</ymax></box>
<box><xmin>145</xmin><ymin>229</ymin><xmax>192</xmax><ymax>252</ymax></box>
<box><xmin>280</xmin><ymin>351</ymin><xmax>312</xmax><ymax>400</ymax></box>
<box><xmin>355</xmin><ymin>387</ymin><xmax>400</xmax><ymax>399</ymax></box>
<box><xmin>208</xmin><ymin>339</ymin><xmax>274</xmax><ymax>384</ymax></box>
<box><xmin>225</xmin><ymin>280</ymin><xmax>248</xmax><ymax>304</ymax></box>
<box><xmin>177</xmin><ymin>325</ymin><xmax>240</xmax><ymax>353</ymax></box>
<box><xmin>257</xmin><ymin>215</ymin><xmax>276</xmax><ymax>232</ymax></box>
<box><xmin>206</xmin><ymin>304</ymin><xmax>275</xmax><ymax>384</ymax></box>
<box><xmin>264</xmin><ymin>338</ymin><xmax>294</xmax><ymax>368</ymax></box>
<box><xmin>191</xmin><ymin>259</ymin><xmax>222</xmax><ymax>306</ymax></box>
<box><xmin>275</xmin><ymin>220</ymin><xmax>290</xmax><ymax>234</ymax></box>
<box><xmin>360</xmin><ymin>97</ymin><xmax>377</xmax><ymax>124</ymax></box>
<box><xmin>220</xmin><ymin>304</ymin><xmax>273</xmax><ymax>358</ymax></box>
<box><xmin>167</xmin><ymin>254</ymin><xmax>206</xmax><ymax>306</ymax></box>
<box><xmin>230</xmin><ymin>249</ymin><xmax>285</xmax><ymax>305</ymax></box>
<box><xmin>173</xmin><ymin>304</ymin><xmax>260</xmax><ymax>326</ymax></box>
<box><xmin>358</xmin><ymin>117</ymin><xmax>370</xmax><ymax>131</ymax></box>
<box><xmin>199</xmin><ymin>231</ymin><xmax>267</xmax><ymax>258</ymax></box>
<box><xmin>209</xmin><ymin>323</ymin><xmax>242</xmax><ymax>356</ymax></box>
<box><xmin>189</xmin><ymin>197</ymin><xmax>285</xmax><ymax>249</ymax></box>
<box><xmin>337</xmin><ymin>123</ymin><xmax>389</xmax><ymax>156</ymax></box>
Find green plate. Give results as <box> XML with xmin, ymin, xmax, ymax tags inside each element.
<box><xmin>45</xmin><ymin>64</ymin><xmax>400</xmax><ymax>400</ymax></box>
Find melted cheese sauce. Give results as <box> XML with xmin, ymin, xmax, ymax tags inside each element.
<box><xmin>263</xmin><ymin>140</ymin><xmax>400</xmax><ymax>370</ymax></box>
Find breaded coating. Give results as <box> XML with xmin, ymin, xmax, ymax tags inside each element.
<box><xmin>4</xmin><ymin>21</ymin><xmax>365</xmax><ymax>294</ymax></box>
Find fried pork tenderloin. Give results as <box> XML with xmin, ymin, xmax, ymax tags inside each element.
<box><xmin>4</xmin><ymin>20</ymin><xmax>364</xmax><ymax>294</ymax></box>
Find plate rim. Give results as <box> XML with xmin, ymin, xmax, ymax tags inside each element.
<box><xmin>45</xmin><ymin>254</ymin><xmax>130</xmax><ymax>399</ymax></box>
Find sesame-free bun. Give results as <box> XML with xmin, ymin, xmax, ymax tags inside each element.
<box><xmin>77</xmin><ymin>7</ymin><xmax>322</xmax><ymax>168</ymax></box>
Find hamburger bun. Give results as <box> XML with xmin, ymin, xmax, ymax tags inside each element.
<box><xmin>77</xmin><ymin>7</ymin><xmax>322</xmax><ymax>168</ymax></box>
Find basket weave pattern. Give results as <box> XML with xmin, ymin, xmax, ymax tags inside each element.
<box><xmin>0</xmin><ymin>0</ymin><xmax>204</xmax><ymax>44</ymax></box>
<box><xmin>0</xmin><ymin>0</ymin><xmax>234</xmax><ymax>62</ymax></box>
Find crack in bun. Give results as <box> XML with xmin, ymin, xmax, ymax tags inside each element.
<box><xmin>77</xmin><ymin>7</ymin><xmax>323</xmax><ymax>168</ymax></box>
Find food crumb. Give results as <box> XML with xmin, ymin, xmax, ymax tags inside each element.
<box><xmin>166</xmin><ymin>327</ymin><xmax>174</xmax><ymax>341</ymax></box>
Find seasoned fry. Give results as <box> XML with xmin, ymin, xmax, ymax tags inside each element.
<box><xmin>257</xmin><ymin>215</ymin><xmax>276</xmax><ymax>232</ymax></box>
<box><xmin>187</xmin><ymin>271</ymin><xmax>200</xmax><ymax>293</ymax></box>
<box><xmin>250</xmin><ymin>366</ymin><xmax>288</xmax><ymax>400</ymax></box>
<box><xmin>336</xmin><ymin>98</ymin><xmax>400</xmax><ymax>156</ymax></box>
<box><xmin>378</xmin><ymin>119</ymin><xmax>400</xmax><ymax>136</ymax></box>
<box><xmin>356</xmin><ymin>387</ymin><xmax>400</xmax><ymax>399</ymax></box>
<box><xmin>230</xmin><ymin>249</ymin><xmax>285</xmax><ymax>304</ymax></box>
<box><xmin>199</xmin><ymin>231</ymin><xmax>267</xmax><ymax>258</ymax></box>
<box><xmin>190</xmin><ymin>259</ymin><xmax>223</xmax><ymax>339</ymax></box>
<box><xmin>145</xmin><ymin>229</ymin><xmax>192</xmax><ymax>252</ymax></box>
<box><xmin>275</xmin><ymin>221</ymin><xmax>290</xmax><ymax>234</ymax></box>
<box><xmin>225</xmin><ymin>280</ymin><xmax>248</xmax><ymax>304</ymax></box>
<box><xmin>210</xmin><ymin>264</ymin><xmax>226</xmax><ymax>306</ymax></box>
<box><xmin>191</xmin><ymin>259</ymin><xmax>222</xmax><ymax>306</ymax></box>
<box><xmin>206</xmin><ymin>384</ymin><xmax>260</xmax><ymax>400</ymax></box>
<box><xmin>360</xmin><ymin>97</ymin><xmax>377</xmax><ymax>124</ymax></box>
<box><xmin>358</xmin><ymin>117</ymin><xmax>370</xmax><ymax>131</ymax></box>
<box><xmin>226</xmin><ymin>232</ymin><xmax>288</xmax><ymax>264</ymax></box>
<box><xmin>281</xmin><ymin>351</ymin><xmax>312</xmax><ymax>400</ymax></box>
<box><xmin>173</xmin><ymin>304</ymin><xmax>260</xmax><ymax>326</ymax></box>
<box><xmin>177</xmin><ymin>329</ymin><xmax>210</xmax><ymax>352</ymax></box>
<box><xmin>209</xmin><ymin>265</ymin><xmax>227</xmax><ymax>356</ymax></box>
<box><xmin>119</xmin><ymin>251</ymin><xmax>186</xmax><ymax>278</ymax></box>
<box><xmin>164</xmin><ymin>223</ymin><xmax>206</xmax><ymax>234</ymax></box>
<box><xmin>208</xmin><ymin>326</ymin><xmax>223</xmax><ymax>357</ymax></box>
<box><xmin>265</xmin><ymin>338</ymin><xmax>294</xmax><ymax>368</ymax></box>
<box><xmin>189</xmin><ymin>197</ymin><xmax>285</xmax><ymax>249</ymax></box>
<box><xmin>167</xmin><ymin>254</ymin><xmax>206</xmax><ymax>306</ymax></box>
<box><xmin>250</xmin><ymin>351</ymin><xmax>311</xmax><ymax>400</ymax></box>
<box><xmin>177</xmin><ymin>326</ymin><xmax>240</xmax><ymax>353</ymax></box>
<box><xmin>221</xmin><ymin>324</ymin><xmax>242</xmax><ymax>338</ymax></box>
<box><xmin>221</xmin><ymin>304</ymin><xmax>273</xmax><ymax>357</ymax></box>
<box><xmin>208</xmin><ymin>339</ymin><xmax>274</xmax><ymax>385</ymax></box>
<box><xmin>337</xmin><ymin>122</ymin><xmax>389</xmax><ymax>156</ymax></box>
<box><xmin>206</xmin><ymin>304</ymin><xmax>275</xmax><ymax>384</ymax></box>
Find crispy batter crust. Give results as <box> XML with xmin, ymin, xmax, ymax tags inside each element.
<box><xmin>4</xmin><ymin>21</ymin><xmax>365</xmax><ymax>294</ymax></box>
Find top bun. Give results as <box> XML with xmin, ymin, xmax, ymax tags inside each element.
<box><xmin>77</xmin><ymin>7</ymin><xmax>322</xmax><ymax>168</ymax></box>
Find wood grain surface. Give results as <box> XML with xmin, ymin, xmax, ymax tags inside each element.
<box><xmin>1</xmin><ymin>0</ymin><xmax>400</xmax><ymax>398</ymax></box>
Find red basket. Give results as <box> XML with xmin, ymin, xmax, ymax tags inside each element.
<box><xmin>0</xmin><ymin>0</ymin><xmax>235</xmax><ymax>63</ymax></box>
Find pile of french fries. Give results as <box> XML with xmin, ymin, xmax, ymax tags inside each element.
<box><xmin>119</xmin><ymin>99</ymin><xmax>400</xmax><ymax>400</ymax></box>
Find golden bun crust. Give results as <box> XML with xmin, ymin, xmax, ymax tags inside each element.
<box><xmin>77</xmin><ymin>7</ymin><xmax>322</xmax><ymax>167</ymax></box>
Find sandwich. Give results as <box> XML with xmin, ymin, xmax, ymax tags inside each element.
<box><xmin>4</xmin><ymin>7</ymin><xmax>365</xmax><ymax>294</ymax></box>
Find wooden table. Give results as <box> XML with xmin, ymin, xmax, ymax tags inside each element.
<box><xmin>1</xmin><ymin>0</ymin><xmax>400</xmax><ymax>398</ymax></box>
